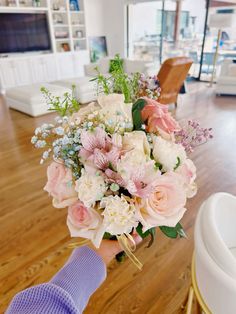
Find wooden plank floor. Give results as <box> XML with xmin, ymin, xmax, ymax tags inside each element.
<box><xmin>0</xmin><ymin>85</ymin><xmax>236</xmax><ymax>313</ymax></box>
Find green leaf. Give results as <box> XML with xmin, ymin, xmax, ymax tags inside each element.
<box><xmin>174</xmin><ymin>157</ymin><xmax>181</xmax><ymax>170</ymax></box>
<box><xmin>103</xmin><ymin>232</ymin><xmax>116</xmax><ymax>240</ymax></box>
<box><xmin>136</xmin><ymin>223</ymin><xmax>150</xmax><ymax>238</ymax></box>
<box><xmin>136</xmin><ymin>224</ymin><xmax>156</xmax><ymax>248</ymax></box>
<box><xmin>132</xmin><ymin>98</ymin><xmax>147</xmax><ymax>130</ymax></box>
<box><xmin>115</xmin><ymin>251</ymin><xmax>126</xmax><ymax>262</ymax></box>
<box><xmin>176</xmin><ymin>223</ymin><xmax>187</xmax><ymax>238</ymax></box>
<box><xmin>132</xmin><ymin>98</ymin><xmax>147</xmax><ymax>113</ymax></box>
<box><xmin>159</xmin><ymin>223</ymin><xmax>187</xmax><ymax>239</ymax></box>
<box><xmin>154</xmin><ymin>162</ymin><xmax>163</xmax><ymax>171</ymax></box>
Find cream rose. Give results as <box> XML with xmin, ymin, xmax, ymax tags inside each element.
<box><xmin>75</xmin><ymin>170</ymin><xmax>107</xmax><ymax>207</ymax></box>
<box><xmin>67</xmin><ymin>201</ymin><xmax>104</xmax><ymax>248</ymax></box>
<box><xmin>117</xmin><ymin>149</ymin><xmax>149</xmax><ymax>181</ymax></box>
<box><xmin>152</xmin><ymin>136</ymin><xmax>186</xmax><ymax>172</ymax></box>
<box><xmin>97</xmin><ymin>93</ymin><xmax>133</xmax><ymax>128</ymax></box>
<box><xmin>69</xmin><ymin>102</ymin><xmax>98</xmax><ymax>125</ymax></box>
<box><xmin>122</xmin><ymin>131</ymin><xmax>150</xmax><ymax>156</ymax></box>
<box><xmin>101</xmin><ymin>195</ymin><xmax>138</xmax><ymax>235</ymax></box>
<box><xmin>136</xmin><ymin>172</ymin><xmax>187</xmax><ymax>231</ymax></box>
<box><xmin>44</xmin><ymin>161</ymin><xmax>77</xmax><ymax>208</ymax></box>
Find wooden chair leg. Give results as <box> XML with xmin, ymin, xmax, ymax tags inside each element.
<box><xmin>186</xmin><ymin>286</ymin><xmax>194</xmax><ymax>314</ymax></box>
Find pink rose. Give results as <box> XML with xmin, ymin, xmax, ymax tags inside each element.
<box><xmin>44</xmin><ymin>161</ymin><xmax>77</xmax><ymax>208</ymax></box>
<box><xmin>176</xmin><ymin>159</ymin><xmax>197</xmax><ymax>198</ymax></box>
<box><xmin>141</xmin><ymin>97</ymin><xmax>180</xmax><ymax>136</ymax></box>
<box><xmin>136</xmin><ymin>172</ymin><xmax>187</xmax><ymax>231</ymax></box>
<box><xmin>67</xmin><ymin>201</ymin><xmax>104</xmax><ymax>248</ymax></box>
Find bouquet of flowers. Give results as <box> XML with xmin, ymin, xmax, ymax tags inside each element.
<box><xmin>32</xmin><ymin>75</ymin><xmax>212</xmax><ymax>269</ymax></box>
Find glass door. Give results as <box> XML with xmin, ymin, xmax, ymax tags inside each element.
<box><xmin>200</xmin><ymin>0</ymin><xmax>236</xmax><ymax>82</ymax></box>
<box><xmin>127</xmin><ymin>1</ymin><xmax>164</xmax><ymax>72</ymax></box>
<box><xmin>127</xmin><ymin>0</ymin><xmax>208</xmax><ymax>79</ymax></box>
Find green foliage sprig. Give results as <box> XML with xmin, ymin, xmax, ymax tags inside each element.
<box><xmin>41</xmin><ymin>86</ymin><xmax>80</xmax><ymax>117</ymax></box>
<box><xmin>136</xmin><ymin>223</ymin><xmax>156</xmax><ymax>248</ymax></box>
<box><xmin>91</xmin><ymin>54</ymin><xmax>141</xmax><ymax>103</ymax></box>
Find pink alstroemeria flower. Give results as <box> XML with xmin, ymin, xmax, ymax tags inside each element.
<box><xmin>80</xmin><ymin>127</ymin><xmax>122</xmax><ymax>171</ymax></box>
<box><xmin>141</xmin><ymin>97</ymin><xmax>180</xmax><ymax>136</ymax></box>
<box><xmin>126</xmin><ymin>161</ymin><xmax>161</xmax><ymax>198</ymax></box>
<box><xmin>117</xmin><ymin>155</ymin><xmax>161</xmax><ymax>198</ymax></box>
<box><xmin>104</xmin><ymin>168</ymin><xmax>125</xmax><ymax>186</ymax></box>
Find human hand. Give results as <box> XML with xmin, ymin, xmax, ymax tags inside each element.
<box><xmin>90</xmin><ymin>234</ymin><xmax>142</xmax><ymax>266</ymax></box>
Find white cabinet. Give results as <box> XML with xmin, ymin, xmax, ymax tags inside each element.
<box><xmin>0</xmin><ymin>50</ymin><xmax>90</xmax><ymax>93</ymax></box>
<box><xmin>30</xmin><ymin>55</ymin><xmax>59</xmax><ymax>83</ymax></box>
<box><xmin>0</xmin><ymin>58</ymin><xmax>32</xmax><ymax>90</ymax></box>
<box><xmin>0</xmin><ymin>0</ymin><xmax>90</xmax><ymax>93</ymax></box>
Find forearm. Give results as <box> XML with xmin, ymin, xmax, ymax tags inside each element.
<box><xmin>6</xmin><ymin>246</ymin><xmax>106</xmax><ymax>314</ymax></box>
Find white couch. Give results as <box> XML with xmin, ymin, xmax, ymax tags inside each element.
<box><xmin>84</xmin><ymin>57</ymin><xmax>154</xmax><ymax>77</ymax></box>
<box><xmin>216</xmin><ymin>59</ymin><xmax>236</xmax><ymax>95</ymax></box>
<box><xmin>5</xmin><ymin>57</ymin><xmax>154</xmax><ymax>116</ymax></box>
<box><xmin>6</xmin><ymin>83</ymin><xmax>72</xmax><ymax>117</ymax></box>
<box><xmin>52</xmin><ymin>77</ymin><xmax>97</xmax><ymax>104</ymax></box>
<box><xmin>52</xmin><ymin>57</ymin><xmax>154</xmax><ymax>105</ymax></box>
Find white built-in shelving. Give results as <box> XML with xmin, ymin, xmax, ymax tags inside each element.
<box><xmin>0</xmin><ymin>0</ymin><xmax>87</xmax><ymax>53</ymax></box>
<box><xmin>50</xmin><ymin>0</ymin><xmax>87</xmax><ymax>53</ymax></box>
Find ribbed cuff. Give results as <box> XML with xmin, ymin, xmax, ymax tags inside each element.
<box><xmin>50</xmin><ymin>246</ymin><xmax>106</xmax><ymax>312</ymax></box>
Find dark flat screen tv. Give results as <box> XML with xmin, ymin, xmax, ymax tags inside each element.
<box><xmin>0</xmin><ymin>13</ymin><xmax>51</xmax><ymax>54</ymax></box>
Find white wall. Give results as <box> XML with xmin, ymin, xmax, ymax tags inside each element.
<box><xmin>84</xmin><ymin>0</ymin><xmax>126</xmax><ymax>56</ymax></box>
<box><xmin>84</xmin><ymin>0</ymin><xmax>106</xmax><ymax>36</ymax></box>
<box><xmin>102</xmin><ymin>0</ymin><xmax>126</xmax><ymax>57</ymax></box>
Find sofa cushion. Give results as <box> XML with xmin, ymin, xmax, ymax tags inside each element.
<box><xmin>99</xmin><ymin>57</ymin><xmax>110</xmax><ymax>73</ymax></box>
<box><xmin>124</xmin><ymin>59</ymin><xmax>148</xmax><ymax>74</ymax></box>
<box><xmin>52</xmin><ymin>77</ymin><xmax>97</xmax><ymax>103</ymax></box>
<box><xmin>6</xmin><ymin>83</ymin><xmax>72</xmax><ymax>116</ymax></box>
<box><xmin>53</xmin><ymin>77</ymin><xmax>96</xmax><ymax>93</ymax></box>
<box><xmin>6</xmin><ymin>83</ymin><xmax>71</xmax><ymax>107</ymax></box>
<box><xmin>218</xmin><ymin>76</ymin><xmax>236</xmax><ymax>84</ymax></box>
<box><xmin>228</xmin><ymin>64</ymin><xmax>236</xmax><ymax>76</ymax></box>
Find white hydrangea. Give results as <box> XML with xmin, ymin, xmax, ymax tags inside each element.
<box><xmin>75</xmin><ymin>170</ymin><xmax>107</xmax><ymax>207</ymax></box>
<box><xmin>152</xmin><ymin>136</ymin><xmax>186</xmax><ymax>172</ymax></box>
<box><xmin>101</xmin><ymin>195</ymin><xmax>138</xmax><ymax>235</ymax></box>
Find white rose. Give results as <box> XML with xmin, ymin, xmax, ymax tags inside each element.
<box><xmin>123</xmin><ymin>131</ymin><xmax>150</xmax><ymax>156</ymax></box>
<box><xmin>152</xmin><ymin>136</ymin><xmax>186</xmax><ymax>172</ymax></box>
<box><xmin>75</xmin><ymin>170</ymin><xmax>107</xmax><ymax>207</ymax></box>
<box><xmin>101</xmin><ymin>195</ymin><xmax>138</xmax><ymax>235</ymax></box>
<box><xmin>97</xmin><ymin>93</ymin><xmax>133</xmax><ymax>129</ymax></box>
<box><xmin>69</xmin><ymin>102</ymin><xmax>98</xmax><ymax>124</ymax></box>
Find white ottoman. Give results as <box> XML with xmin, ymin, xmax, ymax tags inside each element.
<box><xmin>6</xmin><ymin>83</ymin><xmax>72</xmax><ymax>117</ymax></box>
<box><xmin>52</xmin><ymin>76</ymin><xmax>97</xmax><ymax>104</ymax></box>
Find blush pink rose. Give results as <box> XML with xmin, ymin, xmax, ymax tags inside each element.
<box><xmin>67</xmin><ymin>201</ymin><xmax>104</xmax><ymax>248</ymax></box>
<box><xmin>136</xmin><ymin>172</ymin><xmax>187</xmax><ymax>231</ymax></box>
<box><xmin>44</xmin><ymin>161</ymin><xmax>77</xmax><ymax>208</ymax></box>
<box><xmin>141</xmin><ymin>97</ymin><xmax>180</xmax><ymax>136</ymax></box>
<box><xmin>176</xmin><ymin>159</ymin><xmax>197</xmax><ymax>198</ymax></box>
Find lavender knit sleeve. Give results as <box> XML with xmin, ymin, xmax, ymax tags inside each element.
<box><xmin>6</xmin><ymin>246</ymin><xmax>107</xmax><ymax>314</ymax></box>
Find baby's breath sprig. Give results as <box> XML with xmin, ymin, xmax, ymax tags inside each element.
<box><xmin>41</xmin><ymin>85</ymin><xmax>80</xmax><ymax>117</ymax></box>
